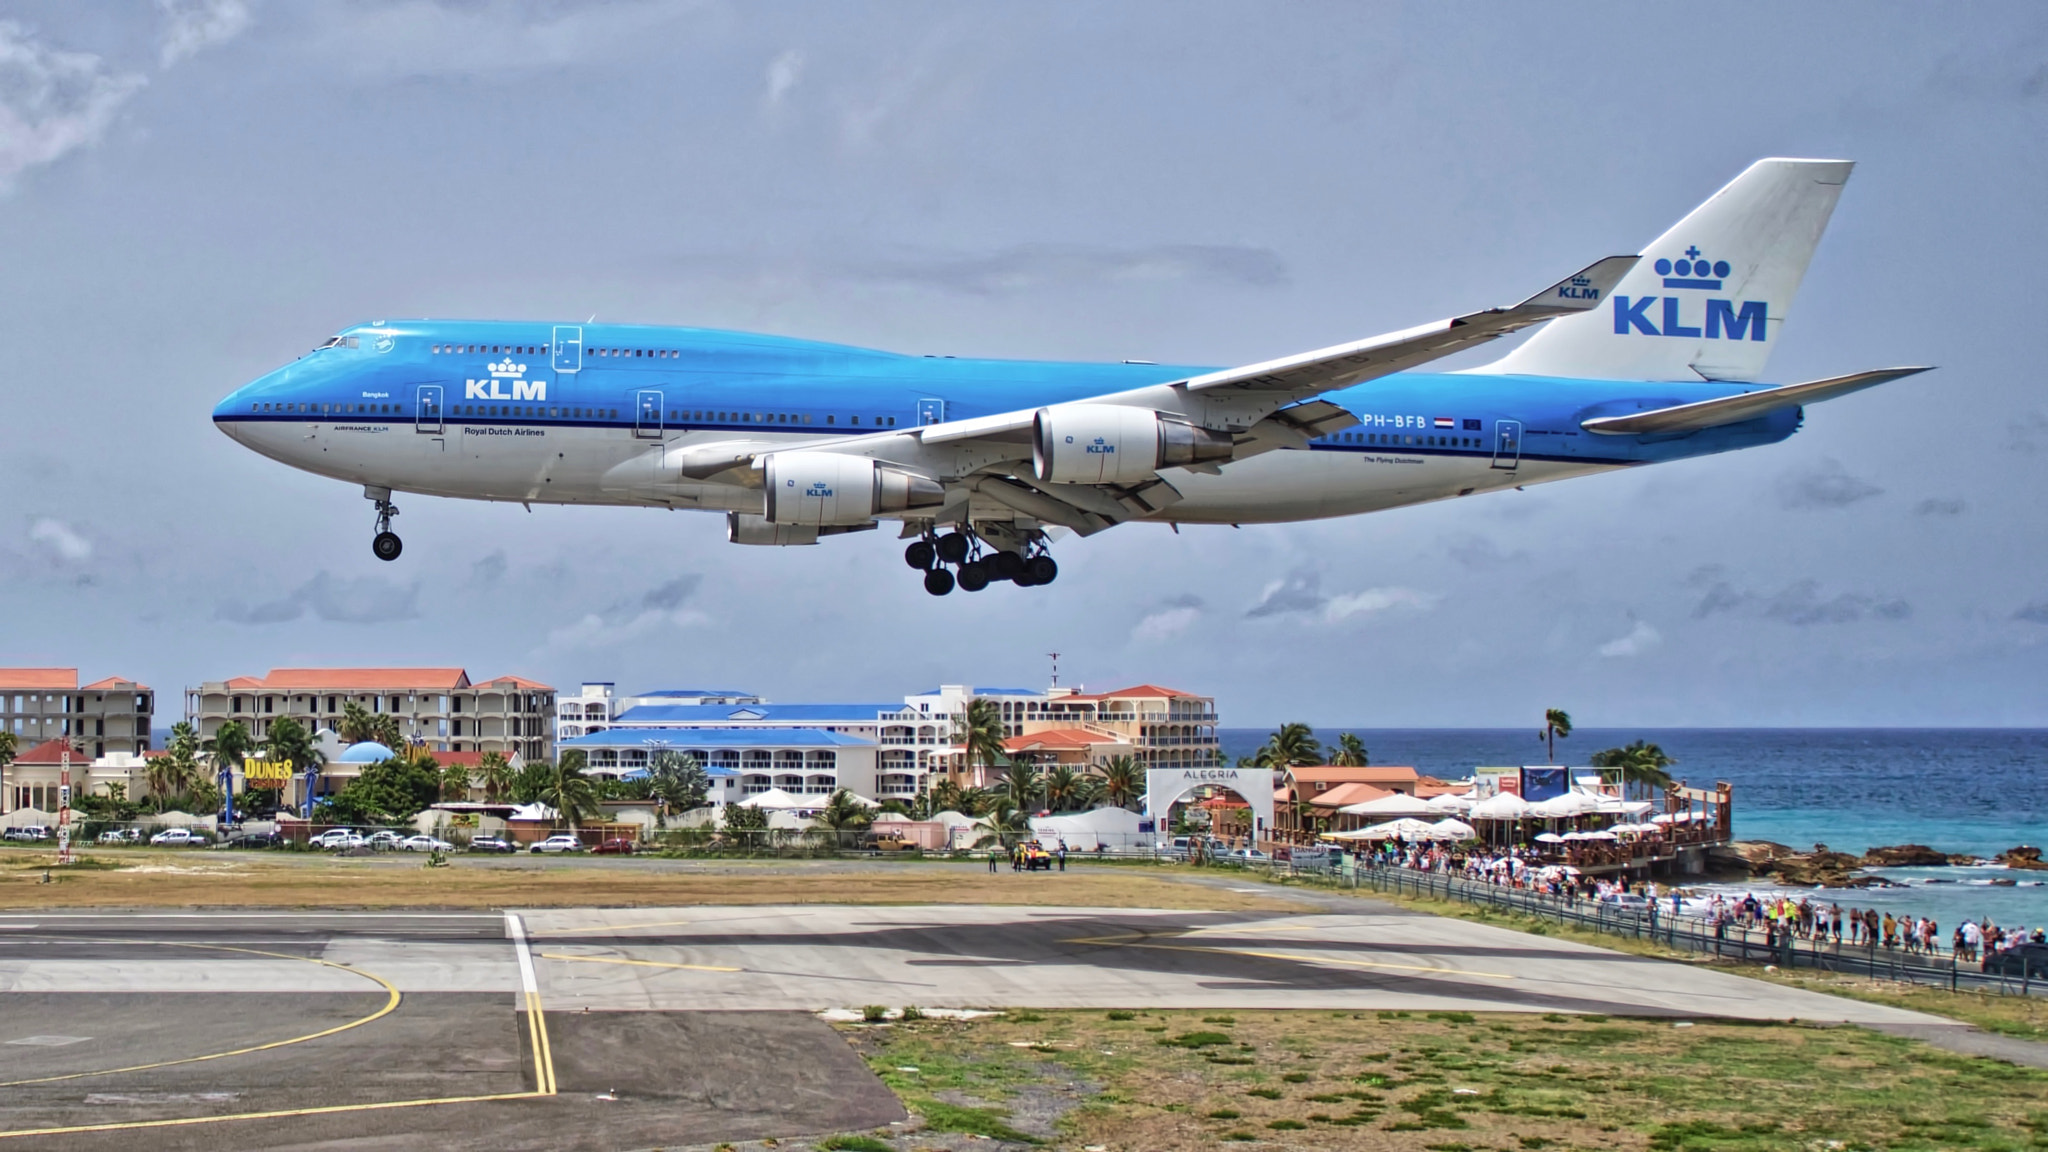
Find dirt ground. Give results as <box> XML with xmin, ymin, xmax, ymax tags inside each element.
<box><xmin>0</xmin><ymin>849</ymin><xmax>1300</xmax><ymax>912</ymax></box>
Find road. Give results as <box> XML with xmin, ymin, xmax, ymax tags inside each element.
<box><xmin>0</xmin><ymin>898</ymin><xmax>1963</xmax><ymax>1149</ymax></box>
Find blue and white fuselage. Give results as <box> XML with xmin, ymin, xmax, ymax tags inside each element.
<box><xmin>211</xmin><ymin>159</ymin><xmax>1927</xmax><ymax>589</ymax></box>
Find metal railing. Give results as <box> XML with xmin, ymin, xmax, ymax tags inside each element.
<box><xmin>1300</xmin><ymin>862</ymin><xmax>2046</xmax><ymax>998</ymax></box>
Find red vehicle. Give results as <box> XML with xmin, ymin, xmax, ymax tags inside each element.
<box><xmin>592</xmin><ymin>837</ymin><xmax>636</xmax><ymax>856</ymax></box>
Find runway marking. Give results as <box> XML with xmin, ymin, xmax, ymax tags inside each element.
<box><xmin>0</xmin><ymin>1089</ymin><xmax>552</xmax><ymax>1141</ymax></box>
<box><xmin>504</xmin><ymin>912</ymin><xmax>557</xmax><ymax>1096</ymax></box>
<box><xmin>1064</xmin><ymin>931</ymin><xmax>1516</xmax><ymax>981</ymax></box>
<box><xmin>0</xmin><ymin>940</ymin><xmax>403</xmax><ymax>1088</ymax></box>
<box><xmin>539</xmin><ymin>952</ymin><xmax>742</xmax><ymax>973</ymax></box>
<box><xmin>539</xmin><ymin>918</ymin><xmax>694</xmax><ymax>935</ymax></box>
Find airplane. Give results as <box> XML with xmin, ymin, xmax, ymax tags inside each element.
<box><xmin>214</xmin><ymin>158</ymin><xmax>1927</xmax><ymax>595</ymax></box>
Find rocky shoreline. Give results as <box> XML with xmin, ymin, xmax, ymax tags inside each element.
<box><xmin>1707</xmin><ymin>842</ymin><xmax>2047</xmax><ymax>889</ymax></box>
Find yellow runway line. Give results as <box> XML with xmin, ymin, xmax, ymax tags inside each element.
<box><xmin>0</xmin><ymin>1090</ymin><xmax>551</xmax><ymax>1141</ymax></box>
<box><xmin>539</xmin><ymin>951</ymin><xmax>742</xmax><ymax>973</ymax></box>
<box><xmin>1064</xmin><ymin>933</ymin><xmax>1516</xmax><ymax>981</ymax></box>
<box><xmin>0</xmin><ymin>940</ymin><xmax>402</xmax><ymax>1089</ymax></box>
<box><xmin>539</xmin><ymin>918</ymin><xmax>694</xmax><ymax>935</ymax></box>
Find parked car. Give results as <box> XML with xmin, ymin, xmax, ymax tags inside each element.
<box><xmin>365</xmin><ymin>830</ymin><xmax>404</xmax><ymax>849</ymax></box>
<box><xmin>399</xmin><ymin>835</ymin><xmax>454</xmax><ymax>852</ymax></box>
<box><xmin>467</xmin><ymin>835</ymin><xmax>517</xmax><ymax>853</ymax></box>
<box><xmin>1985</xmin><ymin>943</ymin><xmax>2048</xmax><ymax>980</ymax></box>
<box><xmin>96</xmin><ymin>827</ymin><xmax>142</xmax><ymax>844</ymax></box>
<box><xmin>591</xmin><ymin>838</ymin><xmax>635</xmax><ymax>856</ymax></box>
<box><xmin>223</xmin><ymin>831</ymin><xmax>281</xmax><ymax>849</ymax></box>
<box><xmin>5</xmin><ymin>826</ymin><xmax>52</xmax><ymax>842</ymax></box>
<box><xmin>1225</xmin><ymin>847</ymin><xmax>1269</xmax><ymax>862</ymax></box>
<box><xmin>149</xmin><ymin>828</ymin><xmax>205</xmax><ymax>846</ymax></box>
<box><xmin>1598</xmin><ymin>893</ymin><xmax>1652</xmax><ymax>910</ymax></box>
<box><xmin>311</xmin><ymin>829</ymin><xmax>366</xmax><ymax>850</ymax></box>
<box><xmin>531</xmin><ymin>835</ymin><xmax>584</xmax><ymax>853</ymax></box>
<box><xmin>861</xmin><ymin>830</ymin><xmax>915</xmax><ymax>852</ymax></box>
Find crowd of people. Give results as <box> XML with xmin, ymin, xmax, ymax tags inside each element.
<box><xmin>1354</xmin><ymin>840</ymin><xmax>2046</xmax><ymax>970</ymax></box>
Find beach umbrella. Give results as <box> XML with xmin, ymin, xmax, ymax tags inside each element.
<box><xmin>1530</xmin><ymin>791</ymin><xmax>1599</xmax><ymax>818</ymax></box>
<box><xmin>1338</xmin><ymin>793</ymin><xmax>1438</xmax><ymax>818</ymax></box>
<box><xmin>1426</xmin><ymin>792</ymin><xmax>1476</xmax><ymax>813</ymax></box>
<box><xmin>1578</xmin><ymin>830</ymin><xmax>1620</xmax><ymax>841</ymax></box>
<box><xmin>1534</xmin><ymin>831</ymin><xmax>1566</xmax><ymax>844</ymax></box>
<box><xmin>1469</xmin><ymin>793</ymin><xmax>1531</xmax><ymax>820</ymax></box>
<box><xmin>740</xmin><ymin>788</ymin><xmax>810</xmax><ymax>810</ymax></box>
<box><xmin>1430</xmin><ymin>818</ymin><xmax>1475</xmax><ymax>840</ymax></box>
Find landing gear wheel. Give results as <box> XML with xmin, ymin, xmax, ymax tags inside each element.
<box><xmin>372</xmin><ymin>532</ymin><xmax>404</xmax><ymax>562</ymax></box>
<box><xmin>989</xmin><ymin>550</ymin><xmax>1024</xmax><ymax>581</ymax></box>
<box><xmin>1024</xmin><ymin>555</ymin><xmax>1058</xmax><ymax>585</ymax></box>
<box><xmin>904</xmin><ymin>540</ymin><xmax>936</xmax><ymax>570</ymax></box>
<box><xmin>956</xmin><ymin>561</ymin><xmax>991</xmax><ymax>592</ymax></box>
<box><xmin>935</xmin><ymin>532</ymin><xmax>971</xmax><ymax>565</ymax></box>
<box><xmin>923</xmin><ymin>568</ymin><xmax>956</xmax><ymax>596</ymax></box>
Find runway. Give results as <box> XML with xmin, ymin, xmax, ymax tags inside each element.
<box><xmin>0</xmin><ymin>902</ymin><xmax>1948</xmax><ymax>1149</ymax></box>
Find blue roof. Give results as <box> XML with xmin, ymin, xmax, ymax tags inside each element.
<box><xmin>633</xmin><ymin>688</ymin><xmax>756</xmax><ymax>697</ymax></box>
<box><xmin>337</xmin><ymin>741</ymin><xmax>396</xmax><ymax>763</ymax></box>
<box><xmin>611</xmin><ymin>703</ymin><xmax>897</xmax><ymax>724</ymax></box>
<box><xmin>910</xmin><ymin>688</ymin><xmax>1043</xmax><ymax>697</ymax></box>
<box><xmin>560</xmin><ymin>726</ymin><xmax>874</xmax><ymax>748</ymax></box>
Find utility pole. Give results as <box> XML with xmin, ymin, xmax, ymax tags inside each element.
<box><xmin>1047</xmin><ymin>652</ymin><xmax>1060</xmax><ymax>689</ymax></box>
<box><xmin>56</xmin><ymin>748</ymin><xmax>73</xmax><ymax>865</ymax></box>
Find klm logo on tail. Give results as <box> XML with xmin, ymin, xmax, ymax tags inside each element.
<box><xmin>1612</xmin><ymin>245</ymin><xmax>1767</xmax><ymax>342</ymax></box>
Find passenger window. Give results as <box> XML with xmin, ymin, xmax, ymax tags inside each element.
<box><xmin>851</xmin><ymin>416</ymin><xmax>860</xmax><ymax>425</ymax></box>
<box><xmin>610</xmin><ymin>409</ymin><xmax>618</xmax><ymax>418</ymax></box>
<box><xmin>826</xmin><ymin>415</ymin><xmax>834</xmax><ymax>425</ymax></box>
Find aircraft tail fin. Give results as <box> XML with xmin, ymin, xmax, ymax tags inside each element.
<box><xmin>1472</xmin><ymin>158</ymin><xmax>1853</xmax><ymax>382</ymax></box>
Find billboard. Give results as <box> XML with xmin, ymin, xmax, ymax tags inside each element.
<box><xmin>243</xmin><ymin>759</ymin><xmax>293</xmax><ymax>789</ymax></box>
<box><xmin>1519</xmin><ymin>767</ymin><xmax>1569</xmax><ymax>803</ymax></box>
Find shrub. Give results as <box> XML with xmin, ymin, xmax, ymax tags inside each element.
<box><xmin>1203</xmin><ymin>1015</ymin><xmax>1237</xmax><ymax>1025</ymax></box>
<box><xmin>1268</xmin><ymin>1119</ymin><xmax>1307</xmax><ymax>1130</ymax></box>
<box><xmin>861</xmin><ymin>1004</ymin><xmax>889</xmax><ymax>1023</ymax></box>
<box><xmin>1425</xmin><ymin>1011</ymin><xmax>1476</xmax><ymax>1025</ymax></box>
<box><xmin>1106</xmin><ymin>1010</ymin><xmax>1135</xmax><ymax>1021</ymax></box>
<box><xmin>818</xmin><ymin>1137</ymin><xmax>893</xmax><ymax>1152</ymax></box>
<box><xmin>1246</xmin><ymin>1088</ymin><xmax>1283</xmax><ymax>1100</ymax></box>
<box><xmin>899</xmin><ymin>1005</ymin><xmax>924</xmax><ymax>1021</ymax></box>
<box><xmin>1158</xmin><ymin>1031</ymin><xmax>1232</xmax><ymax>1049</ymax></box>
<box><xmin>1207</xmin><ymin>1108</ymin><xmax>1241</xmax><ymax>1119</ymax></box>
<box><xmin>1281</xmin><ymin>1072</ymin><xmax>1309</xmax><ymax>1083</ymax></box>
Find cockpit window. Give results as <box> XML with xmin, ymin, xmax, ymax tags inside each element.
<box><xmin>314</xmin><ymin>335</ymin><xmax>361</xmax><ymax>351</ymax></box>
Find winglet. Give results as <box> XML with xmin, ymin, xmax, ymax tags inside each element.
<box><xmin>1513</xmin><ymin>255</ymin><xmax>1639</xmax><ymax>315</ymax></box>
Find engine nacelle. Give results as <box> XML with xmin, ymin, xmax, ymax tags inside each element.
<box><xmin>1032</xmin><ymin>404</ymin><xmax>1234</xmax><ymax>485</ymax></box>
<box><xmin>761</xmin><ymin>451</ymin><xmax>946</xmax><ymax>526</ymax></box>
<box><xmin>726</xmin><ymin>514</ymin><xmax>882</xmax><ymax>546</ymax></box>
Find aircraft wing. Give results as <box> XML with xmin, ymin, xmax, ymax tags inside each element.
<box><xmin>1580</xmin><ymin>366</ymin><xmax>1932</xmax><ymax>435</ymax></box>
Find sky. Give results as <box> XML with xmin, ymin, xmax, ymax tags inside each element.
<box><xmin>1</xmin><ymin>1</ymin><xmax>2045</xmax><ymax>728</ymax></box>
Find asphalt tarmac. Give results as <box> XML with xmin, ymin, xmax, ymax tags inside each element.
<box><xmin>0</xmin><ymin>899</ymin><xmax>1970</xmax><ymax>1149</ymax></box>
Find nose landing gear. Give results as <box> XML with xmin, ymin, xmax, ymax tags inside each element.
<box><xmin>909</xmin><ymin>526</ymin><xmax>1058</xmax><ymax>595</ymax></box>
<box><xmin>367</xmin><ymin>490</ymin><xmax>403</xmax><ymax>562</ymax></box>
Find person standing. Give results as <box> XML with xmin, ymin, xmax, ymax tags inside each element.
<box><xmin>989</xmin><ymin>847</ymin><xmax>1000</xmax><ymax>874</ymax></box>
<box><xmin>1057</xmin><ymin>841</ymin><xmax>1067</xmax><ymax>872</ymax></box>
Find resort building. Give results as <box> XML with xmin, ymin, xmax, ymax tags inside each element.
<box><xmin>1</xmin><ymin>738</ymin><xmax>157</xmax><ymax>816</ymax></box>
<box><xmin>185</xmin><ymin>668</ymin><xmax>555</xmax><ymax>761</ymax></box>
<box><xmin>560</xmin><ymin>727</ymin><xmax>877</xmax><ymax>801</ymax></box>
<box><xmin>1000</xmin><ymin>728</ymin><xmax>1135</xmax><ymax>771</ymax></box>
<box><xmin>0</xmin><ymin>669</ymin><xmax>154</xmax><ymax>758</ymax></box>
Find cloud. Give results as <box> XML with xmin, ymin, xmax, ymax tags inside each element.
<box><xmin>635</xmin><ymin>575</ymin><xmax>700</xmax><ymax>614</ymax></box>
<box><xmin>468</xmin><ymin>550</ymin><xmax>508</xmax><ymax>587</ymax></box>
<box><xmin>0</xmin><ymin>21</ymin><xmax>148</xmax><ymax>189</ymax></box>
<box><xmin>2017</xmin><ymin>601</ymin><xmax>2048</xmax><ymax>625</ymax></box>
<box><xmin>216</xmin><ymin>572</ymin><xmax>421</xmax><ymax>625</ymax></box>
<box><xmin>1762</xmin><ymin>580</ymin><xmax>1911</xmax><ymax>626</ymax></box>
<box><xmin>1132</xmin><ymin>594</ymin><xmax>1203</xmax><ymax>642</ymax></box>
<box><xmin>1913</xmin><ymin>497</ymin><xmax>1966</xmax><ymax>517</ymax></box>
<box><xmin>849</xmin><ymin>243</ymin><xmax>1287</xmax><ymax>296</ymax></box>
<box><xmin>157</xmin><ymin>0</ymin><xmax>254</xmax><ymax>67</ymax></box>
<box><xmin>763</xmin><ymin>48</ymin><xmax>804</xmax><ymax>109</ymax></box>
<box><xmin>538</xmin><ymin>574</ymin><xmax>706</xmax><ymax>651</ymax></box>
<box><xmin>1598</xmin><ymin>619</ymin><xmax>1662</xmax><ymax>658</ymax></box>
<box><xmin>1443</xmin><ymin>534</ymin><xmax>1527</xmax><ymax>569</ymax></box>
<box><xmin>1245</xmin><ymin>571</ymin><xmax>1438</xmax><ymax>623</ymax></box>
<box><xmin>27</xmin><ymin>518</ymin><xmax>91</xmax><ymax>563</ymax></box>
<box><xmin>1776</xmin><ymin>458</ymin><xmax>1884</xmax><ymax>510</ymax></box>
<box><xmin>1691</xmin><ymin>581</ymin><xmax>1750</xmax><ymax>618</ymax></box>
<box><xmin>300</xmin><ymin>0</ymin><xmax>700</xmax><ymax>81</ymax></box>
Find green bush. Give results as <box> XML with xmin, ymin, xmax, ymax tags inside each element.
<box><xmin>818</xmin><ymin>1137</ymin><xmax>893</xmax><ymax>1152</ymax></box>
<box><xmin>861</xmin><ymin>1004</ymin><xmax>889</xmax><ymax>1023</ymax></box>
<box><xmin>1106</xmin><ymin>1010</ymin><xmax>1135</xmax><ymax>1021</ymax></box>
<box><xmin>899</xmin><ymin>1005</ymin><xmax>924</xmax><ymax>1021</ymax></box>
<box><xmin>1268</xmin><ymin>1119</ymin><xmax>1307</xmax><ymax>1130</ymax></box>
<box><xmin>1207</xmin><ymin>1108</ymin><xmax>1241</xmax><ymax>1119</ymax></box>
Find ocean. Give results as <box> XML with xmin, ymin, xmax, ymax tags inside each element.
<box><xmin>1218</xmin><ymin>728</ymin><xmax>2048</xmax><ymax>928</ymax></box>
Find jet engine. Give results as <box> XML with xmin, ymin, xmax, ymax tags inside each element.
<box><xmin>1032</xmin><ymin>404</ymin><xmax>1233</xmax><ymax>485</ymax></box>
<box><xmin>760</xmin><ymin>451</ymin><xmax>946</xmax><ymax>526</ymax></box>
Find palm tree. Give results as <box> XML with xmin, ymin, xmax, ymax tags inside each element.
<box><xmin>645</xmin><ymin>751</ymin><xmax>709</xmax><ymax>815</ymax></box>
<box><xmin>813</xmin><ymin>788</ymin><xmax>874</xmax><ymax>838</ymax></box>
<box><xmin>1042</xmin><ymin>764</ymin><xmax>1086</xmax><ymax>812</ymax></box>
<box><xmin>148</xmin><ymin>723</ymin><xmax>204</xmax><ymax>810</ymax></box>
<box><xmin>971</xmin><ymin>797</ymin><xmax>1030</xmax><ymax>849</ymax></box>
<box><xmin>370</xmin><ymin>714</ymin><xmax>402</xmax><ymax>750</ymax></box>
<box><xmin>1590</xmin><ymin>740</ymin><xmax>1678</xmax><ymax>797</ymax></box>
<box><xmin>1255</xmin><ymin>722</ymin><xmax>1321</xmax><ymax>769</ymax></box>
<box><xmin>1541</xmin><ymin>709</ymin><xmax>1573</xmax><ymax>764</ymax></box>
<box><xmin>203</xmin><ymin>720</ymin><xmax>252</xmax><ymax>813</ymax></box>
<box><xmin>475</xmin><ymin>751</ymin><xmax>514</xmax><ymax>802</ymax></box>
<box><xmin>953</xmin><ymin>697</ymin><xmax>1009</xmax><ymax>788</ymax></box>
<box><xmin>1098</xmin><ymin>755</ymin><xmax>1143</xmax><ymax>810</ymax></box>
<box><xmin>537</xmin><ymin>757</ymin><xmax>599</xmax><ymax>829</ymax></box>
<box><xmin>261</xmin><ymin>716</ymin><xmax>322</xmax><ymax>815</ymax></box>
<box><xmin>1329</xmin><ymin>732</ymin><xmax>1369</xmax><ymax>767</ymax></box>
<box><xmin>439</xmin><ymin>761</ymin><xmax>472</xmax><ymax>803</ymax></box>
<box><xmin>338</xmin><ymin>701</ymin><xmax>377</xmax><ymax>744</ymax></box>
<box><xmin>955</xmin><ymin>786</ymin><xmax>993</xmax><ymax>817</ymax></box>
<box><xmin>998</xmin><ymin>760</ymin><xmax>1043</xmax><ymax>813</ymax></box>
<box><xmin>0</xmin><ymin>731</ymin><xmax>14</xmax><ymax>820</ymax></box>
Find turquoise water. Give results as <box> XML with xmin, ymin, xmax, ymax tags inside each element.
<box><xmin>1221</xmin><ymin>728</ymin><xmax>2048</xmax><ymax>927</ymax></box>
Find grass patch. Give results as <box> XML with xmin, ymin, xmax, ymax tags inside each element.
<box><xmin>839</xmin><ymin>1007</ymin><xmax>2048</xmax><ymax>1151</ymax></box>
<box><xmin>1106</xmin><ymin>1010</ymin><xmax>1134</xmax><ymax>1021</ymax></box>
<box><xmin>817</xmin><ymin>1136</ymin><xmax>893</xmax><ymax>1152</ymax></box>
<box><xmin>1159</xmin><ymin>1031</ymin><xmax>1232</xmax><ymax>1048</ymax></box>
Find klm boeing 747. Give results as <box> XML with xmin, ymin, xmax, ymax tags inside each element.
<box><xmin>215</xmin><ymin>159</ymin><xmax>1926</xmax><ymax>595</ymax></box>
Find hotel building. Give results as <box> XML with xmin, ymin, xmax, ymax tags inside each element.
<box><xmin>0</xmin><ymin>669</ymin><xmax>154</xmax><ymax>758</ymax></box>
<box><xmin>185</xmin><ymin>668</ymin><xmax>555</xmax><ymax>761</ymax></box>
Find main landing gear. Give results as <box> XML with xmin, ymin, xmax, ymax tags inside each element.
<box><xmin>905</xmin><ymin>528</ymin><xmax>1058</xmax><ymax>596</ymax></box>
<box><xmin>367</xmin><ymin>489</ymin><xmax>403</xmax><ymax>562</ymax></box>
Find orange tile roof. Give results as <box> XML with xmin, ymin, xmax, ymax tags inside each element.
<box><xmin>1003</xmin><ymin>728</ymin><xmax>1123</xmax><ymax>752</ymax></box>
<box><xmin>11</xmin><ymin>738</ymin><xmax>88</xmax><ymax>765</ymax></box>
<box><xmin>252</xmin><ymin>668</ymin><xmax>474</xmax><ymax>690</ymax></box>
<box><xmin>0</xmin><ymin>669</ymin><xmax>78</xmax><ymax>690</ymax></box>
<box><xmin>478</xmin><ymin>675</ymin><xmax>553</xmax><ymax>691</ymax></box>
<box><xmin>1309</xmin><ymin>782</ymin><xmax>1392</xmax><ymax>809</ymax></box>
<box><xmin>1074</xmin><ymin>684</ymin><xmax>1200</xmax><ymax>700</ymax></box>
<box><xmin>1288</xmin><ymin>766</ymin><xmax>1421</xmax><ymax>789</ymax></box>
<box><xmin>81</xmin><ymin>676</ymin><xmax>150</xmax><ymax>692</ymax></box>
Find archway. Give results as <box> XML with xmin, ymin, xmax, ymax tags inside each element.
<box><xmin>1145</xmin><ymin>766</ymin><xmax>1274</xmax><ymax>845</ymax></box>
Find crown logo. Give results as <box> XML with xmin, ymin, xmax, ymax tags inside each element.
<box><xmin>488</xmin><ymin>359</ymin><xmax>527</xmax><ymax>378</ymax></box>
<box><xmin>1655</xmin><ymin>246</ymin><xmax>1729</xmax><ymax>289</ymax></box>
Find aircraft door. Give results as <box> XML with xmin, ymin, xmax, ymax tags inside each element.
<box><xmin>1491</xmin><ymin>419</ymin><xmax>1522</xmax><ymax>470</ymax></box>
<box><xmin>415</xmin><ymin>384</ymin><xmax>444</xmax><ymax>434</ymax></box>
<box><xmin>552</xmin><ymin>326</ymin><xmax>582</xmax><ymax>373</ymax></box>
<box><xmin>917</xmin><ymin>398</ymin><xmax>946</xmax><ymax>425</ymax></box>
<box><xmin>635</xmin><ymin>389</ymin><xmax>664</xmax><ymax>439</ymax></box>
